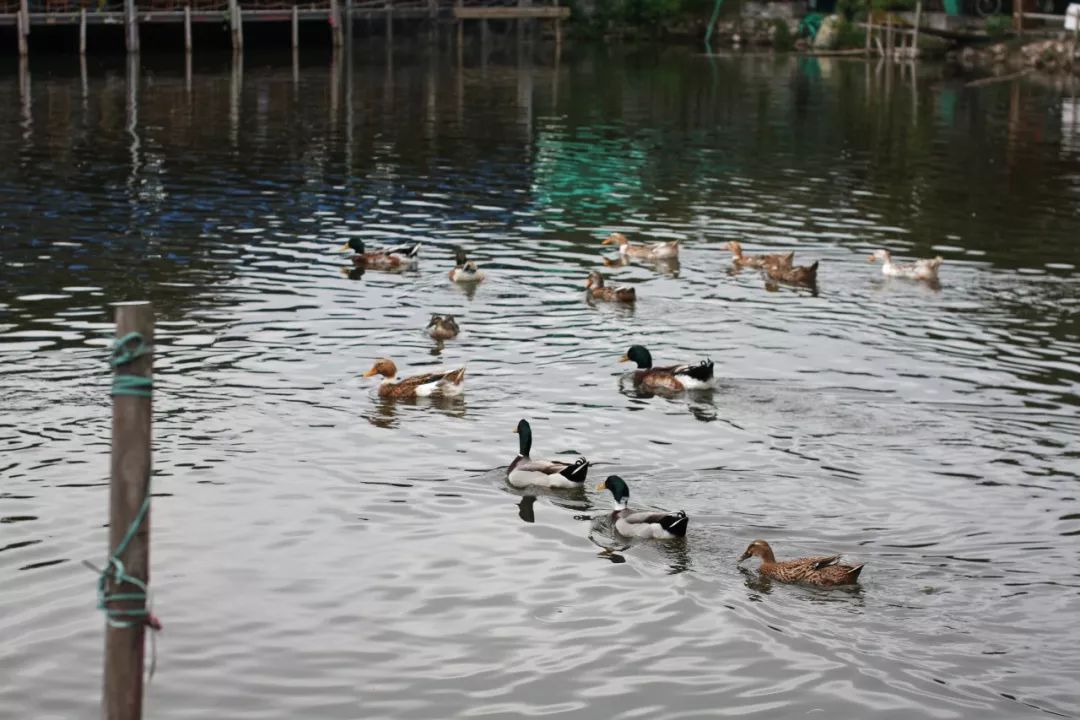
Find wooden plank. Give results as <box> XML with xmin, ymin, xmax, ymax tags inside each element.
<box><xmin>454</xmin><ymin>6</ymin><xmax>568</xmax><ymax>19</ymax></box>
<box><xmin>102</xmin><ymin>302</ymin><xmax>154</xmax><ymax>720</ymax></box>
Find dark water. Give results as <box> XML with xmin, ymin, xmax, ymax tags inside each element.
<box><xmin>2</xmin><ymin>43</ymin><xmax>1079</xmax><ymax>719</ymax></box>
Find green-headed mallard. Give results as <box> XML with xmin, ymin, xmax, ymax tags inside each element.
<box><xmin>337</xmin><ymin>238</ymin><xmax>420</xmax><ymax>271</ymax></box>
<box><xmin>721</xmin><ymin>241</ymin><xmax>794</xmax><ymax>270</ymax></box>
<box><xmin>449</xmin><ymin>248</ymin><xmax>485</xmax><ymax>283</ymax></box>
<box><xmin>585</xmin><ymin>271</ymin><xmax>636</xmax><ymax>303</ymax></box>
<box><xmin>426</xmin><ymin>314</ymin><xmax>460</xmax><ymax>340</ymax></box>
<box><xmin>595</xmin><ymin>475</ymin><xmax>688</xmax><ymax>539</ymax></box>
<box><xmin>363</xmin><ymin>358</ymin><xmax>465</xmax><ymax>398</ymax></box>
<box><xmin>619</xmin><ymin>345</ymin><xmax>713</xmax><ymax>392</ymax></box>
<box><xmin>601</xmin><ymin>232</ymin><xmax>680</xmax><ymax>260</ymax></box>
<box><xmin>869</xmin><ymin>249</ymin><xmax>943</xmax><ymax>281</ymax></box>
<box><xmin>738</xmin><ymin>540</ymin><xmax>864</xmax><ymax>586</ymax></box>
<box><xmin>507</xmin><ymin>419</ymin><xmax>590</xmax><ymax>489</ymax></box>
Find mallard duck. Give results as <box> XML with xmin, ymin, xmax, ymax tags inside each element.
<box><xmin>765</xmin><ymin>260</ymin><xmax>818</xmax><ymax>286</ymax></box>
<box><xmin>507</xmin><ymin>419</ymin><xmax>590</xmax><ymax>489</ymax></box>
<box><xmin>601</xmin><ymin>232</ymin><xmax>680</xmax><ymax>260</ymax></box>
<box><xmin>426</xmin><ymin>314</ymin><xmax>460</xmax><ymax>340</ymax></box>
<box><xmin>738</xmin><ymin>540</ymin><xmax>864</xmax><ymax>587</ymax></box>
<box><xmin>619</xmin><ymin>345</ymin><xmax>713</xmax><ymax>391</ymax></box>
<box><xmin>869</xmin><ymin>249</ymin><xmax>943</xmax><ymax>281</ymax></box>
<box><xmin>362</xmin><ymin>358</ymin><xmax>465</xmax><ymax>398</ymax></box>
<box><xmin>720</xmin><ymin>240</ymin><xmax>794</xmax><ymax>270</ymax></box>
<box><xmin>449</xmin><ymin>248</ymin><xmax>485</xmax><ymax>283</ymax></box>
<box><xmin>336</xmin><ymin>238</ymin><xmax>420</xmax><ymax>270</ymax></box>
<box><xmin>585</xmin><ymin>271</ymin><xmax>636</xmax><ymax>303</ymax></box>
<box><xmin>595</xmin><ymin>475</ymin><xmax>688</xmax><ymax>539</ymax></box>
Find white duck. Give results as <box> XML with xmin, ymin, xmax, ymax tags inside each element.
<box><xmin>869</xmin><ymin>249</ymin><xmax>943</xmax><ymax>281</ymax></box>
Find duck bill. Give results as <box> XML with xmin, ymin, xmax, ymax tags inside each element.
<box><xmin>866</xmin><ymin>255</ymin><xmax>877</xmax><ymax>263</ymax></box>
<box><xmin>737</xmin><ymin>551</ymin><xmax>751</xmax><ymax>562</ymax></box>
<box><xmin>362</xmin><ymin>367</ymin><xmax>379</xmax><ymax>378</ymax></box>
<box><xmin>618</xmin><ymin>354</ymin><xmax>629</xmax><ymax>363</ymax></box>
<box><xmin>594</xmin><ymin>482</ymin><xmax>606</xmax><ymax>491</ymax></box>
<box><xmin>512</xmin><ymin>426</ymin><xmax>519</xmax><ymax>434</ymax></box>
<box><xmin>336</xmin><ymin>242</ymin><xmax>352</xmax><ymax>253</ymax></box>
<box><xmin>601</xmin><ymin>236</ymin><xmax>617</xmax><ymax>246</ymax></box>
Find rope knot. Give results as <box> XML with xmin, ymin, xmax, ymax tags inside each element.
<box><xmin>109</xmin><ymin>331</ymin><xmax>153</xmax><ymax>398</ymax></box>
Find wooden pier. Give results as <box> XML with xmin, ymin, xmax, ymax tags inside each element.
<box><xmin>0</xmin><ymin>0</ymin><xmax>568</xmax><ymax>55</ymax></box>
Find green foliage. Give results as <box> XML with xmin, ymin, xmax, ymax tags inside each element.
<box><xmin>623</xmin><ymin>0</ymin><xmax>683</xmax><ymax>25</ymax></box>
<box><xmin>835</xmin><ymin>17</ymin><xmax>867</xmax><ymax>48</ymax></box>
<box><xmin>772</xmin><ymin>18</ymin><xmax>794</xmax><ymax>50</ymax></box>
<box><xmin>985</xmin><ymin>14</ymin><xmax>1010</xmax><ymax>37</ymax></box>
<box><xmin>835</xmin><ymin>0</ymin><xmax>867</xmax><ymax>20</ymax></box>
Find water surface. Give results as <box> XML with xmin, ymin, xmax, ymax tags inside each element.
<box><xmin>1</xmin><ymin>44</ymin><xmax>1079</xmax><ymax>719</ymax></box>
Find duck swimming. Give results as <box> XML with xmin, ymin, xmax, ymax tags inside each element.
<box><xmin>765</xmin><ymin>259</ymin><xmax>819</xmax><ymax>287</ymax></box>
<box><xmin>595</xmin><ymin>475</ymin><xmax>688</xmax><ymax>539</ymax></box>
<box><xmin>619</xmin><ymin>345</ymin><xmax>713</xmax><ymax>392</ymax></box>
<box><xmin>363</xmin><ymin>358</ymin><xmax>465</xmax><ymax>398</ymax></box>
<box><xmin>601</xmin><ymin>232</ymin><xmax>680</xmax><ymax>260</ymax></box>
<box><xmin>449</xmin><ymin>248</ymin><xmax>485</xmax><ymax>283</ymax></box>
<box><xmin>721</xmin><ymin>241</ymin><xmax>794</xmax><ymax>270</ymax></box>
<box><xmin>869</xmin><ymin>249</ymin><xmax>943</xmax><ymax>281</ymax></box>
<box><xmin>507</xmin><ymin>419</ymin><xmax>590</xmax><ymax>489</ymax></box>
<box><xmin>426</xmin><ymin>314</ymin><xmax>460</xmax><ymax>340</ymax></box>
<box><xmin>585</xmin><ymin>271</ymin><xmax>636</xmax><ymax>303</ymax></box>
<box><xmin>738</xmin><ymin>540</ymin><xmax>864</xmax><ymax>587</ymax></box>
<box><xmin>336</xmin><ymin>238</ymin><xmax>420</xmax><ymax>271</ymax></box>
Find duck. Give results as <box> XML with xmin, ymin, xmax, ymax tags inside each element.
<box><xmin>585</xmin><ymin>271</ymin><xmax>636</xmax><ymax>303</ymax></box>
<box><xmin>507</xmin><ymin>419</ymin><xmax>590</xmax><ymax>489</ymax></box>
<box><xmin>765</xmin><ymin>259</ymin><xmax>819</xmax><ymax>286</ymax></box>
<box><xmin>449</xmin><ymin>248</ymin><xmax>485</xmax><ymax>283</ymax></box>
<box><xmin>362</xmin><ymin>358</ymin><xmax>465</xmax><ymax>398</ymax></box>
<box><xmin>721</xmin><ymin>241</ymin><xmax>794</xmax><ymax>270</ymax></box>
<box><xmin>619</xmin><ymin>345</ymin><xmax>713</xmax><ymax>392</ymax></box>
<box><xmin>426</xmin><ymin>314</ymin><xmax>460</xmax><ymax>340</ymax></box>
<box><xmin>601</xmin><ymin>232</ymin><xmax>680</xmax><ymax>260</ymax></box>
<box><xmin>336</xmin><ymin>238</ymin><xmax>420</xmax><ymax>271</ymax></box>
<box><xmin>595</xmin><ymin>475</ymin><xmax>688</xmax><ymax>539</ymax></box>
<box><xmin>738</xmin><ymin>540</ymin><xmax>864</xmax><ymax>587</ymax></box>
<box><xmin>868</xmin><ymin>249</ymin><xmax>943</xmax><ymax>281</ymax></box>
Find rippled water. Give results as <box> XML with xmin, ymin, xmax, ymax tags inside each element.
<box><xmin>2</xmin><ymin>45</ymin><xmax>1079</xmax><ymax>718</ymax></box>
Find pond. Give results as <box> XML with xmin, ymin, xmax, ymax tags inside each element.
<box><xmin>1</xmin><ymin>43</ymin><xmax>1079</xmax><ymax>719</ymax></box>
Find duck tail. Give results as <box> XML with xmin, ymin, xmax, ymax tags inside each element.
<box><xmin>661</xmin><ymin>511</ymin><xmax>689</xmax><ymax>537</ymax></box>
<box><xmin>806</xmin><ymin>260</ymin><xmax>819</xmax><ymax>282</ymax></box>
<box><xmin>407</xmin><ymin>243</ymin><xmax>422</xmax><ymax>258</ymax></box>
<box><xmin>687</xmin><ymin>359</ymin><xmax>714</xmax><ymax>383</ymax></box>
<box><xmin>846</xmin><ymin>564</ymin><xmax>865</xmax><ymax>582</ymax></box>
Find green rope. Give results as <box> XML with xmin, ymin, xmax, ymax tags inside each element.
<box><xmin>703</xmin><ymin>0</ymin><xmax>725</xmax><ymax>51</ymax></box>
<box><xmin>97</xmin><ymin>331</ymin><xmax>155</xmax><ymax>629</ymax></box>
<box><xmin>110</xmin><ymin>331</ymin><xmax>153</xmax><ymax>398</ymax></box>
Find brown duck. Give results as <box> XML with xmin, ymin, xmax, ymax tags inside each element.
<box><xmin>738</xmin><ymin>540</ymin><xmax>863</xmax><ymax>587</ymax></box>
<box><xmin>585</xmin><ymin>271</ymin><xmax>636</xmax><ymax>303</ymax></box>
<box><xmin>721</xmin><ymin>241</ymin><xmax>794</xmax><ymax>270</ymax></box>
<box><xmin>363</xmin><ymin>358</ymin><xmax>466</xmax><ymax>398</ymax></box>
<box><xmin>426</xmin><ymin>314</ymin><xmax>460</xmax><ymax>340</ymax></box>
<box><xmin>337</xmin><ymin>238</ymin><xmax>420</xmax><ymax>271</ymax></box>
<box><xmin>765</xmin><ymin>259</ymin><xmax>818</xmax><ymax>286</ymax></box>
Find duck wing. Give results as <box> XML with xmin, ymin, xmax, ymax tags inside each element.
<box><xmin>616</xmin><ymin>509</ymin><xmax>689</xmax><ymax>537</ymax></box>
<box><xmin>383</xmin><ymin>242</ymin><xmax>422</xmax><ymax>258</ymax></box>
<box><xmin>672</xmin><ymin>359</ymin><xmax>714</xmax><ymax>383</ymax></box>
<box><xmin>393</xmin><ymin>367</ymin><xmax>465</xmax><ymax>394</ymax></box>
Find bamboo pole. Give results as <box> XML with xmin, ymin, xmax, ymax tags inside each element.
<box><xmin>885</xmin><ymin>14</ymin><xmax>893</xmax><ymax>60</ymax></box>
<box><xmin>80</xmin><ymin>7</ymin><xmax>87</xmax><ymax>55</ymax></box>
<box><xmin>102</xmin><ymin>302</ymin><xmax>154</xmax><ymax>720</ymax></box>
<box><xmin>184</xmin><ymin>5</ymin><xmax>192</xmax><ymax>54</ymax></box>
<box><xmin>456</xmin><ymin>0</ymin><xmax>463</xmax><ymax>50</ymax></box>
<box><xmin>292</xmin><ymin>5</ymin><xmax>299</xmax><ymax>49</ymax></box>
<box><xmin>330</xmin><ymin>0</ymin><xmax>343</xmax><ymax>47</ymax></box>
<box><xmin>912</xmin><ymin>0</ymin><xmax>921</xmax><ymax>57</ymax></box>
<box><xmin>125</xmin><ymin>0</ymin><xmax>139</xmax><ymax>53</ymax></box>
<box><xmin>385</xmin><ymin>0</ymin><xmax>393</xmax><ymax>43</ymax></box>
<box><xmin>229</xmin><ymin>0</ymin><xmax>243</xmax><ymax>52</ymax></box>
<box><xmin>18</xmin><ymin>0</ymin><xmax>29</xmax><ymax>57</ymax></box>
<box><xmin>865</xmin><ymin>12</ymin><xmax>872</xmax><ymax>56</ymax></box>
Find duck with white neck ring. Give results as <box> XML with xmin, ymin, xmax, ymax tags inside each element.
<box><xmin>868</xmin><ymin>249</ymin><xmax>943</xmax><ymax>281</ymax></box>
<box><xmin>507</xmin><ymin>419</ymin><xmax>590</xmax><ymax>489</ymax></box>
<box><xmin>595</xmin><ymin>475</ymin><xmax>688</xmax><ymax>539</ymax></box>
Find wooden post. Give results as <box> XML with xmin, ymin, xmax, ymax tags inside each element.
<box><xmin>865</xmin><ymin>13</ymin><xmax>872</xmax><ymax>56</ymax></box>
<box><xmin>385</xmin><ymin>0</ymin><xmax>393</xmax><ymax>44</ymax></box>
<box><xmin>456</xmin><ymin>0</ymin><xmax>463</xmax><ymax>50</ymax></box>
<box><xmin>184</xmin><ymin>5</ymin><xmax>192</xmax><ymax>53</ymax></box>
<box><xmin>18</xmin><ymin>0</ymin><xmax>29</xmax><ymax>57</ymax></box>
<box><xmin>102</xmin><ymin>302</ymin><xmax>154</xmax><ymax>720</ymax></box>
<box><xmin>885</xmin><ymin>14</ymin><xmax>893</xmax><ymax>60</ymax></box>
<box><xmin>552</xmin><ymin>0</ymin><xmax>561</xmax><ymax>55</ymax></box>
<box><xmin>80</xmin><ymin>7</ymin><xmax>87</xmax><ymax>55</ymax></box>
<box><xmin>125</xmin><ymin>0</ymin><xmax>140</xmax><ymax>53</ymax></box>
<box><xmin>1013</xmin><ymin>0</ymin><xmax>1023</xmax><ymax>34</ymax></box>
<box><xmin>229</xmin><ymin>0</ymin><xmax>243</xmax><ymax>52</ymax></box>
<box><xmin>330</xmin><ymin>0</ymin><xmax>343</xmax><ymax>47</ymax></box>
<box><xmin>912</xmin><ymin>1</ymin><xmax>920</xmax><ymax>57</ymax></box>
<box><xmin>292</xmin><ymin>5</ymin><xmax>299</xmax><ymax>49</ymax></box>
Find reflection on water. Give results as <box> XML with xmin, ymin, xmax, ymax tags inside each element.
<box><xmin>2</xmin><ymin>42</ymin><xmax>1080</xmax><ymax>720</ymax></box>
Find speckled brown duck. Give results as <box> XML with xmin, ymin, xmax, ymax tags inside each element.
<box><xmin>426</xmin><ymin>314</ymin><xmax>460</xmax><ymax>340</ymax></box>
<box><xmin>765</xmin><ymin>259</ymin><xmax>818</xmax><ymax>286</ymax></box>
<box><xmin>721</xmin><ymin>241</ymin><xmax>794</xmax><ymax>270</ymax></box>
<box><xmin>601</xmin><ymin>232</ymin><xmax>680</xmax><ymax>260</ymax></box>
<box><xmin>738</xmin><ymin>540</ymin><xmax>864</xmax><ymax>587</ymax></box>
<box><xmin>363</xmin><ymin>358</ymin><xmax>465</xmax><ymax>398</ymax></box>
<box><xmin>585</xmin><ymin>271</ymin><xmax>636</xmax><ymax>303</ymax></box>
<box><xmin>337</xmin><ymin>238</ymin><xmax>420</xmax><ymax>271</ymax></box>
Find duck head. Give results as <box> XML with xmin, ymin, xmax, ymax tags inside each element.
<box><xmin>720</xmin><ymin>240</ymin><xmax>743</xmax><ymax>258</ymax></box>
<box><xmin>363</xmin><ymin>357</ymin><xmax>398</xmax><ymax>380</ymax></box>
<box><xmin>427</xmin><ymin>314</ymin><xmax>460</xmax><ymax>337</ymax></box>
<box><xmin>454</xmin><ymin>248</ymin><xmax>470</xmax><ymax>267</ymax></box>
<box><xmin>585</xmin><ymin>271</ymin><xmax>605</xmax><ymax>289</ymax></box>
<box><xmin>595</xmin><ymin>475</ymin><xmax>630</xmax><ymax>508</ymax></box>
<box><xmin>619</xmin><ymin>345</ymin><xmax>653</xmax><ymax>369</ymax></box>
<box><xmin>513</xmin><ymin>418</ymin><xmax>533</xmax><ymax>457</ymax></box>
<box><xmin>601</xmin><ymin>232</ymin><xmax>629</xmax><ymax>247</ymax></box>
<box><xmin>337</xmin><ymin>238</ymin><xmax>365</xmax><ymax>254</ymax></box>
<box><xmin>738</xmin><ymin>539</ymin><xmax>776</xmax><ymax>564</ymax></box>
<box><xmin>868</xmin><ymin>249</ymin><xmax>891</xmax><ymax>263</ymax></box>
